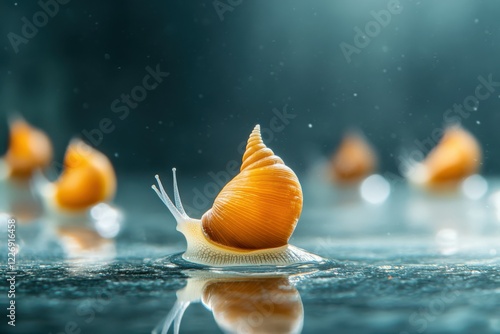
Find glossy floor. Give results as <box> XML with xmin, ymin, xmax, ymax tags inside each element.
<box><xmin>1</xmin><ymin>177</ymin><xmax>500</xmax><ymax>334</ymax></box>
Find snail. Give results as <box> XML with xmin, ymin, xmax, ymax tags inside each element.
<box><xmin>0</xmin><ymin>117</ymin><xmax>53</xmax><ymax>222</ymax></box>
<box><xmin>39</xmin><ymin>139</ymin><xmax>117</xmax><ymax>215</ymax></box>
<box><xmin>152</xmin><ymin>124</ymin><xmax>323</xmax><ymax>267</ymax></box>
<box><xmin>330</xmin><ymin>130</ymin><xmax>377</xmax><ymax>185</ymax></box>
<box><xmin>1</xmin><ymin>117</ymin><xmax>53</xmax><ymax>180</ymax></box>
<box><xmin>153</xmin><ymin>275</ymin><xmax>304</xmax><ymax>334</ymax></box>
<box><xmin>407</xmin><ymin>126</ymin><xmax>481</xmax><ymax>190</ymax></box>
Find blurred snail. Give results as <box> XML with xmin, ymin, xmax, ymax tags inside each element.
<box><xmin>330</xmin><ymin>130</ymin><xmax>377</xmax><ymax>185</ymax></box>
<box><xmin>39</xmin><ymin>139</ymin><xmax>117</xmax><ymax>215</ymax></box>
<box><xmin>1</xmin><ymin>117</ymin><xmax>53</xmax><ymax>180</ymax></box>
<box><xmin>152</xmin><ymin>124</ymin><xmax>323</xmax><ymax>266</ymax></box>
<box><xmin>153</xmin><ymin>275</ymin><xmax>303</xmax><ymax>334</ymax></box>
<box><xmin>0</xmin><ymin>117</ymin><xmax>53</xmax><ymax>222</ymax></box>
<box><xmin>407</xmin><ymin>126</ymin><xmax>481</xmax><ymax>190</ymax></box>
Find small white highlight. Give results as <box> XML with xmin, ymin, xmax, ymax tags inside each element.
<box><xmin>461</xmin><ymin>174</ymin><xmax>488</xmax><ymax>200</ymax></box>
<box><xmin>488</xmin><ymin>191</ymin><xmax>500</xmax><ymax>222</ymax></box>
<box><xmin>91</xmin><ymin>203</ymin><xmax>122</xmax><ymax>238</ymax></box>
<box><xmin>0</xmin><ymin>213</ymin><xmax>10</xmax><ymax>233</ymax></box>
<box><xmin>360</xmin><ymin>174</ymin><xmax>390</xmax><ymax>204</ymax></box>
<box><xmin>436</xmin><ymin>228</ymin><xmax>458</xmax><ymax>243</ymax></box>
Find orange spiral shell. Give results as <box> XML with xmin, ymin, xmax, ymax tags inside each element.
<box><xmin>423</xmin><ymin>126</ymin><xmax>481</xmax><ymax>187</ymax></box>
<box><xmin>201</xmin><ymin>125</ymin><xmax>302</xmax><ymax>250</ymax></box>
<box><xmin>5</xmin><ymin>118</ymin><xmax>53</xmax><ymax>179</ymax></box>
<box><xmin>54</xmin><ymin>140</ymin><xmax>116</xmax><ymax>211</ymax></box>
<box><xmin>330</xmin><ymin>131</ymin><xmax>377</xmax><ymax>184</ymax></box>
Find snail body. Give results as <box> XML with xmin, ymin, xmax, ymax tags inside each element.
<box><xmin>152</xmin><ymin>125</ymin><xmax>323</xmax><ymax>267</ymax></box>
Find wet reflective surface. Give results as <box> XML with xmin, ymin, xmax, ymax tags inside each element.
<box><xmin>1</xmin><ymin>177</ymin><xmax>500</xmax><ymax>333</ymax></box>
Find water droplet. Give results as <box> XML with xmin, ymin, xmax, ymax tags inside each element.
<box><xmin>353</xmin><ymin>93</ymin><xmax>358</xmax><ymax>97</ymax></box>
<box><xmin>114</xmin><ymin>153</ymin><xmax>119</xmax><ymax>158</ymax></box>
<box><xmin>474</xmin><ymin>18</ymin><xmax>479</xmax><ymax>24</ymax></box>
<box><xmin>308</xmin><ymin>123</ymin><xmax>313</xmax><ymax>128</ymax></box>
<box><xmin>476</xmin><ymin>120</ymin><xmax>481</xmax><ymax>125</ymax></box>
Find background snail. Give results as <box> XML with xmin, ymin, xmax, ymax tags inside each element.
<box><xmin>406</xmin><ymin>126</ymin><xmax>481</xmax><ymax>190</ymax></box>
<box><xmin>39</xmin><ymin>139</ymin><xmax>117</xmax><ymax>217</ymax></box>
<box><xmin>0</xmin><ymin>117</ymin><xmax>53</xmax><ymax>222</ymax></box>
<box><xmin>330</xmin><ymin>130</ymin><xmax>377</xmax><ymax>185</ymax></box>
<box><xmin>152</xmin><ymin>124</ymin><xmax>323</xmax><ymax>267</ymax></box>
<box><xmin>1</xmin><ymin>117</ymin><xmax>53</xmax><ymax>180</ymax></box>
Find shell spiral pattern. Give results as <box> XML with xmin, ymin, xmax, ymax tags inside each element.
<box><xmin>201</xmin><ymin>125</ymin><xmax>303</xmax><ymax>250</ymax></box>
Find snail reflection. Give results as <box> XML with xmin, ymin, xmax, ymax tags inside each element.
<box><xmin>51</xmin><ymin>203</ymin><xmax>121</xmax><ymax>259</ymax></box>
<box><xmin>153</xmin><ymin>274</ymin><xmax>303</xmax><ymax>334</ymax></box>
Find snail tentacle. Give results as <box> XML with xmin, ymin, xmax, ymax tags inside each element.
<box><xmin>171</xmin><ymin>168</ymin><xmax>187</xmax><ymax>217</ymax></box>
<box><xmin>152</xmin><ymin>173</ymin><xmax>188</xmax><ymax>223</ymax></box>
<box><xmin>152</xmin><ymin>300</ymin><xmax>190</xmax><ymax>334</ymax></box>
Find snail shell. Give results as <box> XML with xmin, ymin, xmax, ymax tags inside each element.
<box><xmin>330</xmin><ymin>131</ymin><xmax>377</xmax><ymax>184</ymax></box>
<box><xmin>408</xmin><ymin>126</ymin><xmax>481</xmax><ymax>189</ymax></box>
<box><xmin>46</xmin><ymin>139</ymin><xmax>117</xmax><ymax>212</ymax></box>
<box><xmin>3</xmin><ymin>117</ymin><xmax>53</xmax><ymax>180</ymax></box>
<box><xmin>152</xmin><ymin>124</ymin><xmax>323</xmax><ymax>266</ymax></box>
<box><xmin>201</xmin><ymin>125</ymin><xmax>303</xmax><ymax>250</ymax></box>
